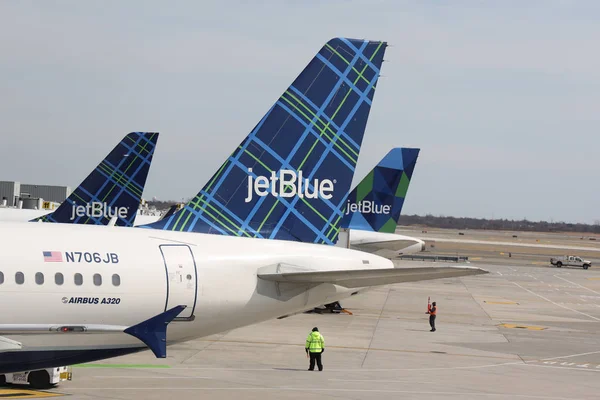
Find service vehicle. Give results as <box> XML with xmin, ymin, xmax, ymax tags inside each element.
<box><xmin>550</xmin><ymin>255</ymin><xmax>592</xmax><ymax>269</ymax></box>
<box><xmin>1</xmin><ymin>367</ymin><xmax>72</xmax><ymax>388</ymax></box>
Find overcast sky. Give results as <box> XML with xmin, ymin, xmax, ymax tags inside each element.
<box><xmin>1</xmin><ymin>1</ymin><xmax>598</xmax><ymax>224</ymax></box>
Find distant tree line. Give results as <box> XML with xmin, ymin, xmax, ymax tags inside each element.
<box><xmin>399</xmin><ymin>214</ymin><xmax>600</xmax><ymax>234</ymax></box>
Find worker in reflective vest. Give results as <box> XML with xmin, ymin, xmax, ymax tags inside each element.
<box><xmin>427</xmin><ymin>301</ymin><xmax>437</xmax><ymax>332</ymax></box>
<box><xmin>305</xmin><ymin>327</ymin><xmax>325</xmax><ymax>371</ymax></box>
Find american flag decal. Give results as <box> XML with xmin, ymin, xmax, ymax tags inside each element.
<box><xmin>43</xmin><ymin>251</ymin><xmax>63</xmax><ymax>262</ymax></box>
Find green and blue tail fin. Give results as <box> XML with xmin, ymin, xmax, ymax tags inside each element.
<box><xmin>341</xmin><ymin>147</ymin><xmax>420</xmax><ymax>233</ymax></box>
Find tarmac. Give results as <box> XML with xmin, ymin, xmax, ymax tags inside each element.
<box><xmin>399</xmin><ymin>227</ymin><xmax>600</xmax><ymax>263</ymax></box>
<box><xmin>7</xmin><ymin>227</ymin><xmax>600</xmax><ymax>399</ymax></box>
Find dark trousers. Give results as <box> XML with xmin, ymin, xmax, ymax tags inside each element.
<box><xmin>309</xmin><ymin>351</ymin><xmax>323</xmax><ymax>371</ymax></box>
<box><xmin>429</xmin><ymin>315</ymin><xmax>436</xmax><ymax>331</ymax></box>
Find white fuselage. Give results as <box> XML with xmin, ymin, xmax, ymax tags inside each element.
<box><xmin>0</xmin><ymin>208</ymin><xmax>48</xmax><ymax>222</ymax></box>
<box><xmin>0</xmin><ymin>222</ymin><xmax>392</xmax><ymax>370</ymax></box>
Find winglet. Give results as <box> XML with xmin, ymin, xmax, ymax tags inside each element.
<box><xmin>123</xmin><ymin>305</ymin><xmax>186</xmax><ymax>358</ymax></box>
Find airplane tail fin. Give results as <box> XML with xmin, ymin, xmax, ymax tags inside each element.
<box><xmin>341</xmin><ymin>147</ymin><xmax>420</xmax><ymax>233</ymax></box>
<box><xmin>144</xmin><ymin>38</ymin><xmax>387</xmax><ymax>244</ymax></box>
<box><xmin>31</xmin><ymin>132</ymin><xmax>158</xmax><ymax>226</ymax></box>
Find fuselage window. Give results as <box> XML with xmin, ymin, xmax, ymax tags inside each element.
<box><xmin>74</xmin><ymin>273</ymin><xmax>83</xmax><ymax>286</ymax></box>
<box><xmin>55</xmin><ymin>273</ymin><xmax>64</xmax><ymax>285</ymax></box>
<box><xmin>15</xmin><ymin>272</ymin><xmax>24</xmax><ymax>285</ymax></box>
<box><xmin>112</xmin><ymin>274</ymin><xmax>120</xmax><ymax>286</ymax></box>
<box><xmin>93</xmin><ymin>273</ymin><xmax>102</xmax><ymax>286</ymax></box>
<box><xmin>35</xmin><ymin>272</ymin><xmax>44</xmax><ymax>285</ymax></box>
<box><xmin>0</xmin><ymin>271</ymin><xmax>4</xmax><ymax>284</ymax></box>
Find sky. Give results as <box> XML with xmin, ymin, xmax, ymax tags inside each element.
<box><xmin>0</xmin><ymin>0</ymin><xmax>598</xmax><ymax>224</ymax></box>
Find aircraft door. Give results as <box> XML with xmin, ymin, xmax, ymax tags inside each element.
<box><xmin>160</xmin><ymin>244</ymin><xmax>197</xmax><ymax>320</ymax></box>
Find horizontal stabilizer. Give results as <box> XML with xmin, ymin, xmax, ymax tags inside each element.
<box><xmin>0</xmin><ymin>336</ymin><xmax>22</xmax><ymax>352</ymax></box>
<box><xmin>258</xmin><ymin>266</ymin><xmax>488</xmax><ymax>288</ymax></box>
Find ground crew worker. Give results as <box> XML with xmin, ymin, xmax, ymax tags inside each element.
<box><xmin>427</xmin><ymin>301</ymin><xmax>437</xmax><ymax>332</ymax></box>
<box><xmin>305</xmin><ymin>327</ymin><xmax>325</xmax><ymax>371</ymax></box>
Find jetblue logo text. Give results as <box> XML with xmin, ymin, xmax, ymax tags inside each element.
<box><xmin>345</xmin><ymin>200</ymin><xmax>391</xmax><ymax>215</ymax></box>
<box><xmin>70</xmin><ymin>202</ymin><xmax>128</xmax><ymax>221</ymax></box>
<box><xmin>65</xmin><ymin>252</ymin><xmax>119</xmax><ymax>264</ymax></box>
<box><xmin>244</xmin><ymin>169</ymin><xmax>334</xmax><ymax>203</ymax></box>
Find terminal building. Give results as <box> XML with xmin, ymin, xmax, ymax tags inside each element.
<box><xmin>0</xmin><ymin>181</ymin><xmax>70</xmax><ymax>210</ymax></box>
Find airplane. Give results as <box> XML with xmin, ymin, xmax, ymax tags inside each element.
<box><xmin>0</xmin><ymin>38</ymin><xmax>487</xmax><ymax>378</ymax></box>
<box><xmin>0</xmin><ymin>132</ymin><xmax>159</xmax><ymax>227</ymax></box>
<box><xmin>337</xmin><ymin>147</ymin><xmax>426</xmax><ymax>256</ymax></box>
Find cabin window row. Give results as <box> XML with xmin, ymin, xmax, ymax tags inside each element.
<box><xmin>0</xmin><ymin>272</ymin><xmax>121</xmax><ymax>287</ymax></box>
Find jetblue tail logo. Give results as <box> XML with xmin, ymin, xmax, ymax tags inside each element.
<box><xmin>341</xmin><ymin>147</ymin><xmax>420</xmax><ymax>234</ymax></box>
<box><xmin>142</xmin><ymin>38</ymin><xmax>387</xmax><ymax>244</ymax></box>
<box><xmin>345</xmin><ymin>200</ymin><xmax>391</xmax><ymax>216</ymax></box>
<box><xmin>70</xmin><ymin>202</ymin><xmax>128</xmax><ymax>221</ymax></box>
<box><xmin>244</xmin><ymin>169</ymin><xmax>335</xmax><ymax>203</ymax></box>
<box><xmin>31</xmin><ymin>132</ymin><xmax>158</xmax><ymax>227</ymax></box>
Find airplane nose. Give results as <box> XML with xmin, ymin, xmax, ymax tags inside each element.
<box><xmin>420</xmin><ymin>240</ymin><xmax>426</xmax><ymax>252</ymax></box>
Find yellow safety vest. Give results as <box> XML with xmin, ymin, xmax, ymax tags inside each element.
<box><xmin>306</xmin><ymin>331</ymin><xmax>325</xmax><ymax>353</ymax></box>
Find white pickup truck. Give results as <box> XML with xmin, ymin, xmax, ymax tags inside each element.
<box><xmin>550</xmin><ymin>255</ymin><xmax>592</xmax><ymax>270</ymax></box>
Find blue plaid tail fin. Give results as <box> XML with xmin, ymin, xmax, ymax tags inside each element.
<box><xmin>341</xmin><ymin>147</ymin><xmax>420</xmax><ymax>234</ymax></box>
<box><xmin>143</xmin><ymin>38</ymin><xmax>387</xmax><ymax>244</ymax></box>
<box><xmin>31</xmin><ymin>132</ymin><xmax>158</xmax><ymax>226</ymax></box>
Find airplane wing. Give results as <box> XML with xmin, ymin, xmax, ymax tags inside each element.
<box><xmin>0</xmin><ymin>324</ymin><xmax>127</xmax><ymax>334</ymax></box>
<box><xmin>258</xmin><ymin>266</ymin><xmax>488</xmax><ymax>288</ymax></box>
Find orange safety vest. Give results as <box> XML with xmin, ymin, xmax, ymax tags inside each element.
<box><xmin>430</xmin><ymin>306</ymin><xmax>437</xmax><ymax>316</ymax></box>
